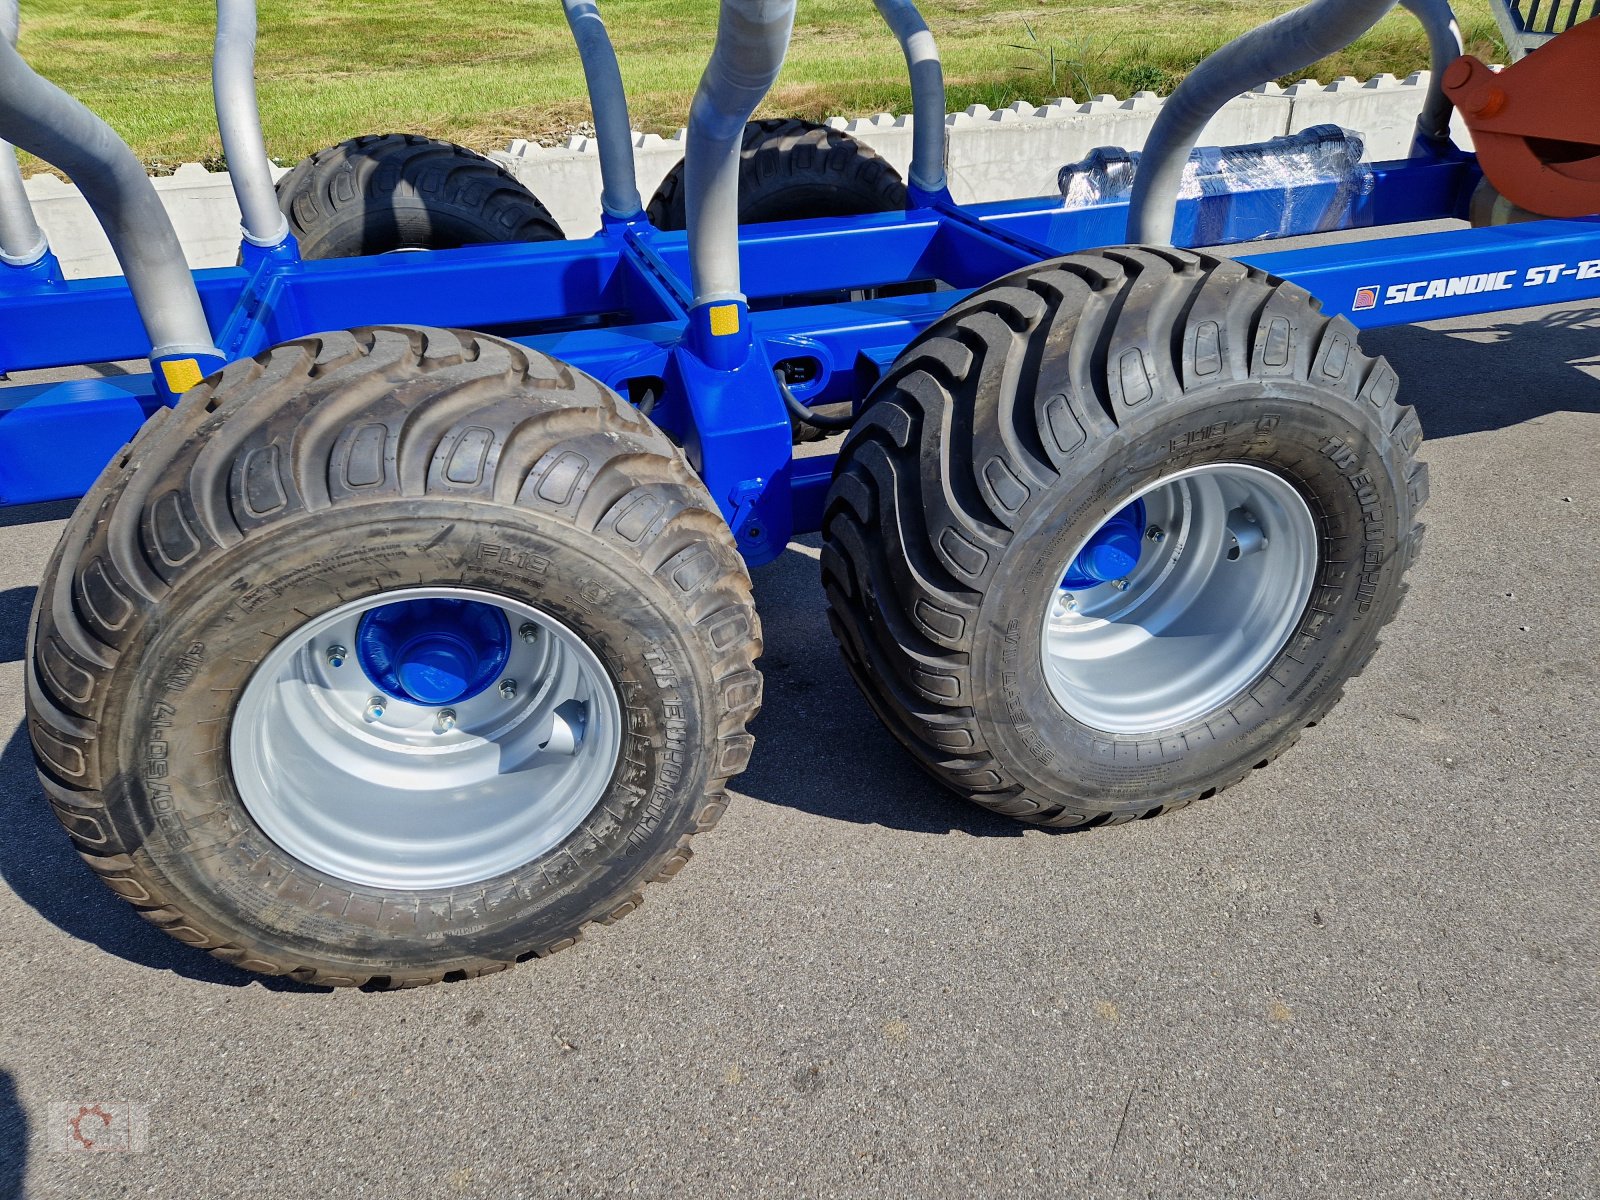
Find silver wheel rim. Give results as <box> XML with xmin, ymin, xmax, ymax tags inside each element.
<box><xmin>1040</xmin><ymin>463</ymin><xmax>1319</xmax><ymax>735</ymax></box>
<box><xmin>231</xmin><ymin>586</ymin><xmax>623</xmax><ymax>890</ymax></box>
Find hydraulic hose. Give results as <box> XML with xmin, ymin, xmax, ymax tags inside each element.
<box><xmin>214</xmin><ymin>0</ymin><xmax>289</xmax><ymax>247</ymax></box>
<box><xmin>872</xmin><ymin>0</ymin><xmax>947</xmax><ymax>193</ymax></box>
<box><xmin>0</xmin><ymin>33</ymin><xmax>221</xmax><ymax>358</ymax></box>
<box><xmin>1402</xmin><ymin>0</ymin><xmax>1464</xmax><ymax>148</ymax></box>
<box><xmin>684</xmin><ymin>0</ymin><xmax>796</xmax><ymax>306</ymax></box>
<box><xmin>775</xmin><ymin>370</ymin><xmax>856</xmax><ymax>430</ymax></box>
<box><xmin>0</xmin><ymin>0</ymin><xmax>46</xmax><ymax>266</ymax></box>
<box><xmin>1127</xmin><ymin>0</ymin><xmax>1400</xmax><ymax>245</ymax></box>
<box><xmin>561</xmin><ymin>0</ymin><xmax>643</xmax><ymax>218</ymax></box>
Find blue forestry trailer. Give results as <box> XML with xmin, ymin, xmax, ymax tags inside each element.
<box><xmin>0</xmin><ymin>0</ymin><xmax>1594</xmax><ymax>986</ymax></box>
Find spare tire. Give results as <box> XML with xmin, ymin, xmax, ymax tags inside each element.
<box><xmin>274</xmin><ymin>133</ymin><xmax>564</xmax><ymax>259</ymax></box>
<box><xmin>646</xmin><ymin>118</ymin><xmax>907</xmax><ymax>230</ymax></box>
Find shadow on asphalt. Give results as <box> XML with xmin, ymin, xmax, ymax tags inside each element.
<box><xmin>0</xmin><ymin>499</ymin><xmax>74</xmax><ymax>530</ymax></box>
<box><xmin>1367</xmin><ymin>307</ymin><xmax>1600</xmax><ymax>438</ymax></box>
<box><xmin>0</xmin><ymin>1068</ymin><xmax>25</xmax><ymax>1199</ymax></box>
<box><xmin>0</xmin><ymin>589</ymin><xmax>30</xmax><ymax>665</ymax></box>
<box><xmin>0</xmin><ymin>722</ymin><xmax>327</xmax><ymax>992</ymax></box>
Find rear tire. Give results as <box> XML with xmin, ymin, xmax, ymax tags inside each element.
<box><xmin>645</xmin><ymin>117</ymin><xmax>907</xmax><ymax>231</ymax></box>
<box><xmin>822</xmin><ymin>247</ymin><xmax>1428</xmax><ymax>827</ymax></box>
<box><xmin>28</xmin><ymin>326</ymin><xmax>761</xmax><ymax>987</ymax></box>
<box><xmin>274</xmin><ymin>134</ymin><xmax>564</xmax><ymax>259</ymax></box>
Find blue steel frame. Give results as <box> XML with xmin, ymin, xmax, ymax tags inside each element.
<box><xmin>5</xmin><ymin>142</ymin><xmax>1600</xmax><ymax>563</ymax></box>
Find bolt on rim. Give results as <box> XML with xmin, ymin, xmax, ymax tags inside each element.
<box><xmin>231</xmin><ymin>586</ymin><xmax>623</xmax><ymax>890</ymax></box>
<box><xmin>1040</xmin><ymin>463</ymin><xmax>1319</xmax><ymax>735</ymax></box>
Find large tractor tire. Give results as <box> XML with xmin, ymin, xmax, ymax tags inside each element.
<box><xmin>27</xmin><ymin>326</ymin><xmax>760</xmax><ymax>987</ymax></box>
<box><xmin>645</xmin><ymin>117</ymin><xmax>907</xmax><ymax>231</ymax></box>
<box><xmin>823</xmin><ymin>247</ymin><xmax>1428</xmax><ymax>827</ymax></box>
<box><xmin>274</xmin><ymin>134</ymin><xmax>564</xmax><ymax>259</ymax></box>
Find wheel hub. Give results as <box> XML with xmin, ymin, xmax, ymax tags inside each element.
<box><xmin>356</xmin><ymin>597</ymin><xmax>511</xmax><ymax>707</ymax></box>
<box><xmin>231</xmin><ymin>587</ymin><xmax>622</xmax><ymax>890</ymax></box>
<box><xmin>1062</xmin><ymin>497</ymin><xmax>1146</xmax><ymax>588</ymax></box>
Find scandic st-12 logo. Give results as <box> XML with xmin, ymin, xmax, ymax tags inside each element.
<box><xmin>1351</xmin><ymin>259</ymin><xmax>1600</xmax><ymax>313</ymax></box>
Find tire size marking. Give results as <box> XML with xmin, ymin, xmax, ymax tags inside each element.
<box><xmin>143</xmin><ymin>701</ymin><xmax>192</xmax><ymax>850</ymax></box>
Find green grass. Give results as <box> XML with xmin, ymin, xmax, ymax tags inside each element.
<box><xmin>12</xmin><ymin>0</ymin><xmax>1503</xmax><ymax>173</ymax></box>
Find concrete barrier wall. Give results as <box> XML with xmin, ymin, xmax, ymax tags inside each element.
<box><xmin>16</xmin><ymin>72</ymin><xmax>1475</xmax><ymax>279</ymax></box>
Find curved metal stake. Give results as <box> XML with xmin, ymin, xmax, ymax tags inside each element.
<box><xmin>215</xmin><ymin>0</ymin><xmax>290</xmax><ymax>247</ymax></box>
<box><xmin>684</xmin><ymin>0</ymin><xmax>796</xmax><ymax>350</ymax></box>
<box><xmin>561</xmin><ymin>0</ymin><xmax>643</xmax><ymax>220</ymax></box>
<box><xmin>0</xmin><ymin>0</ymin><xmax>47</xmax><ymax>268</ymax></box>
<box><xmin>1127</xmin><ymin>0</ymin><xmax>1400</xmax><ymax>245</ymax></box>
<box><xmin>0</xmin><ymin>30</ymin><xmax>223</xmax><ymax>386</ymax></box>
<box><xmin>873</xmin><ymin>0</ymin><xmax>947</xmax><ymax>195</ymax></box>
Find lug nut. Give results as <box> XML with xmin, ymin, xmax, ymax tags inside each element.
<box><xmin>435</xmin><ymin>709</ymin><xmax>458</xmax><ymax>735</ymax></box>
<box><xmin>1146</xmin><ymin>526</ymin><xmax>1165</xmax><ymax>543</ymax></box>
<box><xmin>364</xmin><ymin>697</ymin><xmax>387</xmax><ymax>722</ymax></box>
<box><xmin>498</xmin><ymin>679</ymin><xmax>518</xmax><ymax>701</ymax></box>
<box><xmin>518</xmin><ymin>623</ymin><xmax>538</xmax><ymax>644</ymax></box>
<box><xmin>1112</xmin><ymin>579</ymin><xmax>1130</xmax><ymax>591</ymax></box>
<box><xmin>326</xmin><ymin>645</ymin><xmax>348</xmax><ymax>668</ymax></box>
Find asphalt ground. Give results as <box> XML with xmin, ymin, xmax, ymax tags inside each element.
<box><xmin>0</xmin><ymin>285</ymin><xmax>1596</xmax><ymax>1198</ymax></box>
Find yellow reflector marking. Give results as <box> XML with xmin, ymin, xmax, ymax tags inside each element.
<box><xmin>160</xmin><ymin>358</ymin><xmax>205</xmax><ymax>394</ymax></box>
<box><xmin>708</xmin><ymin>304</ymin><xmax>740</xmax><ymax>337</ymax></box>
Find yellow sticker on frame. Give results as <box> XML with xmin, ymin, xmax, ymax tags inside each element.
<box><xmin>708</xmin><ymin>304</ymin><xmax>741</xmax><ymax>337</ymax></box>
<box><xmin>160</xmin><ymin>358</ymin><xmax>205</xmax><ymax>394</ymax></box>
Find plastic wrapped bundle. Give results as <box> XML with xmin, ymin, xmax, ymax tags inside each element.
<box><xmin>1059</xmin><ymin>124</ymin><xmax>1376</xmax><ymax>241</ymax></box>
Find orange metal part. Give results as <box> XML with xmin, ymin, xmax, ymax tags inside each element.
<box><xmin>1444</xmin><ymin>17</ymin><xmax>1600</xmax><ymax>218</ymax></box>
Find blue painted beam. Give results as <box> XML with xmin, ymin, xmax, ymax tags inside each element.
<box><xmin>0</xmin><ymin>375</ymin><xmax>158</xmax><ymax>504</ymax></box>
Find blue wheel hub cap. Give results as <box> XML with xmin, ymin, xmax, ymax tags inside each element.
<box><xmin>1062</xmin><ymin>498</ymin><xmax>1147</xmax><ymax>589</ymax></box>
<box><xmin>356</xmin><ymin>598</ymin><xmax>512</xmax><ymax>706</ymax></box>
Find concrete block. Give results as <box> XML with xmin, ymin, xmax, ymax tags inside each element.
<box><xmin>22</xmin><ymin>162</ymin><xmax>288</xmax><ymax>279</ymax></box>
<box><xmin>931</xmin><ymin>92</ymin><xmax>1290</xmax><ymax>205</ymax></box>
<box><xmin>1285</xmin><ymin>70</ymin><xmax>1477</xmax><ymax>159</ymax></box>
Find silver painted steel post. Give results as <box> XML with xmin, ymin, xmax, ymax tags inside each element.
<box><xmin>873</xmin><ymin>0</ymin><xmax>947</xmax><ymax>193</ymax></box>
<box><xmin>0</xmin><ymin>0</ymin><xmax>46</xmax><ymax>267</ymax></box>
<box><xmin>0</xmin><ymin>34</ymin><xmax>222</xmax><ymax>362</ymax></box>
<box><xmin>1402</xmin><ymin>0</ymin><xmax>1465</xmax><ymax>148</ymax></box>
<box><xmin>684</xmin><ymin>0</ymin><xmax>796</xmax><ymax>309</ymax></box>
<box><xmin>1127</xmin><ymin>0</ymin><xmax>1400</xmax><ymax>245</ymax></box>
<box><xmin>561</xmin><ymin>0</ymin><xmax>643</xmax><ymax>219</ymax></box>
<box><xmin>215</xmin><ymin>0</ymin><xmax>289</xmax><ymax>246</ymax></box>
